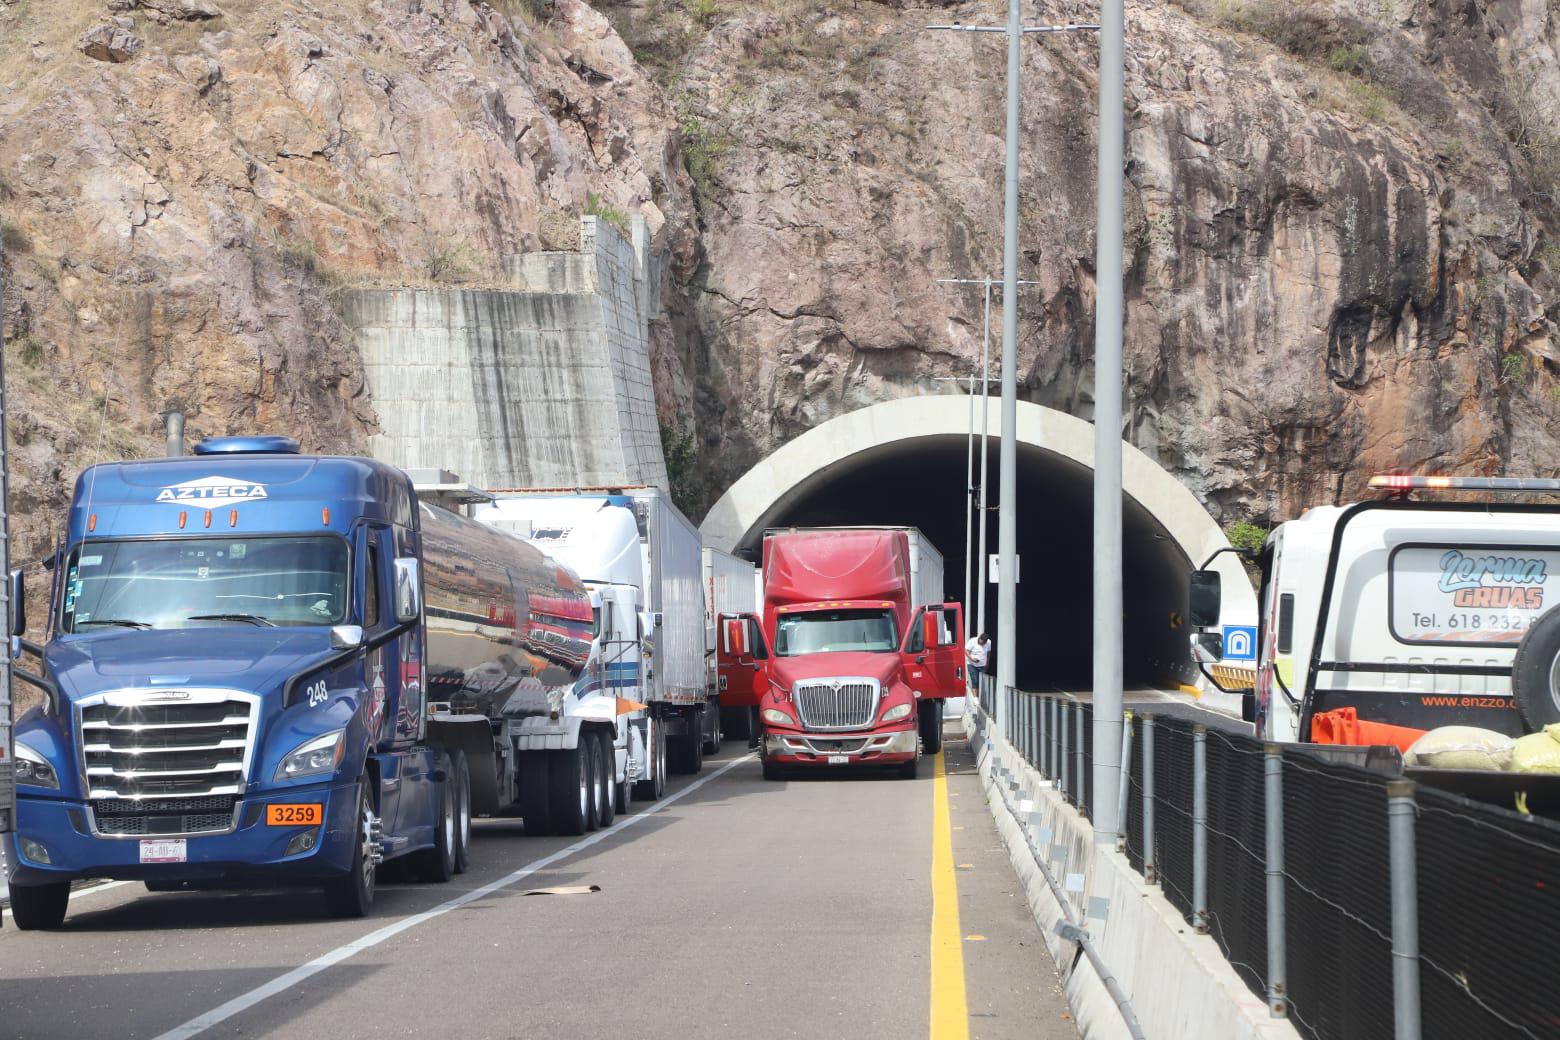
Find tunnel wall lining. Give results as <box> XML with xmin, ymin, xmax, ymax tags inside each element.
<box><xmin>699</xmin><ymin>396</ymin><xmax>1257</xmax><ymax>630</ymax></box>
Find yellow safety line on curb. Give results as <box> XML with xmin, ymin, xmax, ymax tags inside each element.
<box><xmin>930</xmin><ymin>751</ymin><xmax>970</xmax><ymax>1040</ymax></box>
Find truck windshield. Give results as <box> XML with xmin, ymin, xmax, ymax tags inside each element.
<box><xmin>774</xmin><ymin>609</ymin><xmax>897</xmax><ymax>656</ymax></box>
<box><xmin>61</xmin><ymin>536</ymin><xmax>349</xmax><ymax>632</ymax></box>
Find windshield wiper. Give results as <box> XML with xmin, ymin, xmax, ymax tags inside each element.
<box><xmin>186</xmin><ymin>613</ymin><xmax>275</xmax><ymax>627</ymax></box>
<box><xmin>77</xmin><ymin>618</ymin><xmax>152</xmax><ymax>630</ymax></box>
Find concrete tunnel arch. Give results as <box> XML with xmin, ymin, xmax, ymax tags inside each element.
<box><xmin>699</xmin><ymin>396</ymin><xmax>1257</xmax><ymax>692</ymax></box>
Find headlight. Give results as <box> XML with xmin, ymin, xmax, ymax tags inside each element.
<box><xmin>15</xmin><ymin>742</ymin><xmax>60</xmax><ymax>790</ymax></box>
<box><xmin>274</xmin><ymin>729</ymin><xmax>345</xmax><ymax>781</ymax></box>
<box><xmin>881</xmin><ymin>703</ymin><xmax>912</xmax><ymax>723</ymax></box>
<box><xmin>761</xmin><ymin>708</ymin><xmax>794</xmax><ymax>726</ymax></box>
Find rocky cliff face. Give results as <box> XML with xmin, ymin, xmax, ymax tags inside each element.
<box><xmin>604</xmin><ymin>0</ymin><xmax>1560</xmax><ymax>523</ymax></box>
<box><xmin>4</xmin><ymin>0</ymin><xmax>1560</xmax><ymax>562</ymax></box>
<box><xmin>0</xmin><ymin>0</ymin><xmax>697</xmax><ymax>567</ymax></box>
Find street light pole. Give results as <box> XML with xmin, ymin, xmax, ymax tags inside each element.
<box><xmin>928</xmin><ymin>7</ymin><xmax>1098</xmax><ymax>733</ymax></box>
<box><xmin>935</xmin><ymin>276</ymin><xmax>1040</xmax><ymax>642</ymax></box>
<box><xmin>1091</xmin><ymin>0</ymin><xmax>1127</xmax><ymax>842</ymax></box>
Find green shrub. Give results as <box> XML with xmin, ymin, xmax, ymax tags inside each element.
<box><xmin>1501</xmin><ymin>352</ymin><xmax>1529</xmax><ymax>385</ymax></box>
<box><xmin>584</xmin><ymin>192</ymin><xmax>630</xmax><ymax>234</ymax></box>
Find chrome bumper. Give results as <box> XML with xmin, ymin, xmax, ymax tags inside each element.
<box><xmin>763</xmin><ymin>729</ymin><xmax>917</xmax><ymax>759</ymax></box>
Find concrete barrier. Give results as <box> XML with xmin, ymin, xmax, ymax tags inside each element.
<box><xmin>963</xmin><ymin>707</ymin><xmax>1299</xmax><ymax>1040</ymax></box>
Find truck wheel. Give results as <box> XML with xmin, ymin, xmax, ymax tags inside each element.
<box><xmin>324</xmin><ymin>779</ymin><xmax>378</xmax><ymax>918</ymax></box>
<box><xmin>448</xmin><ymin>748</ymin><xmax>472</xmax><ymax>874</ymax></box>
<box><xmin>592</xmin><ymin>732</ymin><xmax>615</xmax><ymax>828</ymax></box>
<box><xmin>919</xmin><ymin>702</ymin><xmax>944</xmax><ymax>756</ymax></box>
<box><xmin>548</xmin><ymin>744</ymin><xmax>593</xmax><ymax>836</ymax></box>
<box><xmin>520</xmin><ymin>751</ymin><xmax>552</xmax><ymax>836</ymax></box>
<box><xmin>703</xmin><ymin>701</ymin><xmax>722</xmax><ymax>755</ymax></box>
<box><xmin>10</xmin><ymin>881</ymin><xmax>70</xmax><ymax>930</ymax></box>
<box><xmin>416</xmin><ymin>764</ymin><xmax>457</xmax><ymax>883</ymax></box>
<box><xmin>1512</xmin><ymin>608</ymin><xmax>1560</xmax><ymax>729</ymax></box>
<box><xmin>633</xmin><ymin>721</ymin><xmax>666</xmax><ymax>802</ymax></box>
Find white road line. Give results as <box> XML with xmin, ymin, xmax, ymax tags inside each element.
<box><xmin>152</xmin><ymin>754</ymin><xmax>755</xmax><ymax>1040</ymax></box>
<box><xmin>2</xmin><ymin>879</ymin><xmax>137</xmax><ymax>919</ymax></box>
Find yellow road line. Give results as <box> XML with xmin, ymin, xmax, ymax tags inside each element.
<box><xmin>930</xmin><ymin>751</ymin><xmax>970</xmax><ymax>1040</ymax></box>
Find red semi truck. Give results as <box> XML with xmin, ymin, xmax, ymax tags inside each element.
<box><xmin>718</xmin><ymin>527</ymin><xmax>964</xmax><ymax>780</ymax></box>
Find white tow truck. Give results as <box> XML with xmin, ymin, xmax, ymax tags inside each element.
<box><xmin>1189</xmin><ymin>475</ymin><xmax>1560</xmax><ymax>745</ymax></box>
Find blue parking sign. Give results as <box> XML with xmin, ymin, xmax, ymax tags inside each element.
<box><xmin>1222</xmin><ymin>625</ymin><xmax>1257</xmax><ymax>662</ymax></box>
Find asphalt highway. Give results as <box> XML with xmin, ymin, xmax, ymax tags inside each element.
<box><xmin>0</xmin><ymin>724</ymin><xmax>1076</xmax><ymax>1040</ymax></box>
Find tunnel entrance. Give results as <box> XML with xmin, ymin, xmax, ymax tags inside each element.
<box><xmin>700</xmin><ymin>398</ymin><xmax>1255</xmax><ymax>693</ymax></box>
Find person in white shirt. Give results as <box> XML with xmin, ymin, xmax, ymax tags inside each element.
<box><xmin>965</xmin><ymin>632</ymin><xmax>990</xmax><ymax>691</ymax></box>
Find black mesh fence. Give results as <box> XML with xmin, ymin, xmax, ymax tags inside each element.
<box><xmin>1203</xmin><ymin>728</ymin><xmax>1269</xmax><ymax>1002</ymax></box>
<box><xmin>1416</xmin><ymin>786</ymin><xmax>1560</xmax><ymax>1040</ymax></box>
<box><xmin>1281</xmin><ymin>749</ymin><xmax>1395</xmax><ymax>1040</ymax></box>
<box><xmin>1151</xmin><ymin>718</ymin><xmax>1196</xmax><ymax>918</ymax></box>
<box><xmin>1123</xmin><ymin>714</ymin><xmax>1145</xmax><ymax>873</ymax></box>
<box><xmin>981</xmin><ymin>694</ymin><xmax>1560</xmax><ymax>1037</ymax></box>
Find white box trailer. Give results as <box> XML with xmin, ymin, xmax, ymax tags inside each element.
<box><xmin>907</xmin><ymin>529</ymin><xmax>945</xmax><ymax>611</ymax></box>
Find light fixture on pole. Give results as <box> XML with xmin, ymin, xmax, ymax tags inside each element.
<box><xmin>928</xmin><ymin>5</ymin><xmax>1099</xmax><ymax>738</ymax></box>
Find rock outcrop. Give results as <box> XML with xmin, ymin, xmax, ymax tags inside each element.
<box><xmin>604</xmin><ymin>0</ymin><xmax>1560</xmax><ymax>522</ymax></box>
<box><xmin>0</xmin><ymin>0</ymin><xmax>696</xmax><ymax>569</ymax></box>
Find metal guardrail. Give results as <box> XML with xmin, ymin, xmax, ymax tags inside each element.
<box><xmin>988</xmin><ymin>689</ymin><xmax>1560</xmax><ymax>1040</ymax></box>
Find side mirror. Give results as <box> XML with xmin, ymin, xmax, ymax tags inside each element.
<box><xmin>1188</xmin><ymin>569</ymin><xmax>1221</xmax><ymax>629</ymax></box>
<box><xmin>331</xmin><ymin>624</ymin><xmax>365</xmax><ymax>650</ymax></box>
<box><xmin>1190</xmin><ymin>631</ymin><xmax>1223</xmax><ymax>664</ymax></box>
<box><xmin>393</xmin><ymin>558</ymin><xmax>421</xmax><ymax>623</ymax></box>
<box><xmin>922</xmin><ymin>611</ymin><xmax>940</xmax><ymax>649</ymax></box>
<box><xmin>722</xmin><ymin>617</ymin><xmax>748</xmax><ymax>656</ymax></box>
<box><xmin>9</xmin><ymin>568</ymin><xmax>24</xmax><ymax>638</ymax></box>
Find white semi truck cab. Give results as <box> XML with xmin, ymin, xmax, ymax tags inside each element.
<box><xmin>1190</xmin><ymin>476</ymin><xmax>1560</xmax><ymax>744</ymax></box>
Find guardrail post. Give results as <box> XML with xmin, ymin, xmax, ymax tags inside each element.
<box><xmin>1060</xmin><ymin>700</ymin><xmax>1071</xmax><ymax>799</ymax></box>
<box><xmin>1022</xmin><ymin>694</ymin><xmax>1031</xmax><ymax>765</ymax></box>
<box><xmin>1192</xmin><ymin>724</ymin><xmax>1208</xmax><ymax>932</ymax></box>
<box><xmin>1387</xmin><ymin>779</ymin><xmax>1421</xmax><ymax>1040</ymax></box>
<box><xmin>1050</xmin><ymin>698</ymin><xmax>1059</xmax><ymax>784</ymax></box>
<box><xmin>1142</xmin><ymin>715</ymin><xmax>1156</xmax><ymax>883</ymax></box>
<box><xmin>1115</xmin><ymin>711</ymin><xmax>1133</xmax><ymax>853</ymax></box>
<box><xmin>1264</xmin><ymin>743</ymin><xmax>1287</xmax><ymax>1018</ymax></box>
<box><xmin>1075</xmin><ymin>701</ymin><xmax>1087</xmax><ymax>813</ymax></box>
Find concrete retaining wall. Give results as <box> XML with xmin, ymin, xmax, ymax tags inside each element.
<box><xmin>344</xmin><ymin>216</ymin><xmax>668</xmax><ymax>492</ymax></box>
<box><xmin>964</xmin><ymin>708</ymin><xmax>1300</xmax><ymax>1040</ymax></box>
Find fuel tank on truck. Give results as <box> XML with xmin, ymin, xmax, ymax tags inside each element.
<box><xmin>418</xmin><ymin>503</ymin><xmax>593</xmax><ymax>721</ymax></box>
<box><xmin>762</xmin><ymin>529</ymin><xmax>915</xmax><ymax>632</ymax></box>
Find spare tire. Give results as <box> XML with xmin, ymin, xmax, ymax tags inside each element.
<box><xmin>1510</xmin><ymin>607</ymin><xmax>1560</xmax><ymax>730</ymax></box>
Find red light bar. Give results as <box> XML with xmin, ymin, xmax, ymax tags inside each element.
<box><xmin>1369</xmin><ymin>475</ymin><xmax>1560</xmax><ymax>493</ymax></box>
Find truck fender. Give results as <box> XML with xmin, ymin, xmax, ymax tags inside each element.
<box><xmin>513</xmin><ymin>713</ymin><xmax>585</xmax><ymax>751</ymax></box>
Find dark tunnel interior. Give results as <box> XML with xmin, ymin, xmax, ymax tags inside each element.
<box><xmin>731</xmin><ymin>436</ymin><xmax>1196</xmax><ymax>693</ymax></box>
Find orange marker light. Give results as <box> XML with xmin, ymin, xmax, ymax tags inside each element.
<box><xmin>322</xmin><ymin>507</ymin><xmax>331</xmax><ymax>526</ymax></box>
<box><xmin>88</xmin><ymin>514</ymin><xmax>97</xmax><ymax>532</ymax></box>
<box><xmin>229</xmin><ymin>509</ymin><xmax>238</xmax><ymax>528</ymax></box>
<box><xmin>203</xmin><ymin>510</ymin><xmax>212</xmax><ymax>529</ymax></box>
<box><xmin>178</xmin><ymin>511</ymin><xmax>188</xmax><ymax>530</ymax></box>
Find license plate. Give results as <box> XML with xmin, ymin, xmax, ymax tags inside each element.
<box><xmin>828</xmin><ymin>754</ymin><xmax>849</xmax><ymax>765</ymax></box>
<box><xmin>140</xmin><ymin>839</ymin><xmax>186</xmax><ymax>864</ymax></box>
<box><xmin>266</xmin><ymin>804</ymin><xmax>323</xmax><ymax>826</ymax></box>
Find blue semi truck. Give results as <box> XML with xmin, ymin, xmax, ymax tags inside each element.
<box><xmin>1</xmin><ymin>436</ymin><xmax>643</xmax><ymax>928</ymax></box>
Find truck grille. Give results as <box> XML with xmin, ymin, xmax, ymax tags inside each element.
<box><xmin>793</xmin><ymin>680</ymin><xmax>880</xmax><ymax>731</ymax></box>
<box><xmin>77</xmin><ymin>690</ymin><xmax>257</xmax><ymax>838</ymax></box>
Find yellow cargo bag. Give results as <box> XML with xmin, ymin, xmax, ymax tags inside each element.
<box><xmin>1510</xmin><ymin>726</ymin><xmax>1560</xmax><ymax>774</ymax></box>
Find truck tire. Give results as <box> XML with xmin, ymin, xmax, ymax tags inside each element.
<box><xmin>549</xmin><ymin>744</ymin><xmax>593</xmax><ymax>836</ymax></box>
<box><xmin>324</xmin><ymin>778</ymin><xmax>377</xmax><ymax>918</ymax></box>
<box><xmin>634</xmin><ymin>721</ymin><xmax>667</xmax><ymax>801</ymax></box>
<box><xmin>520</xmin><ymin>751</ymin><xmax>552</xmax><ymax>836</ymax></box>
<box><xmin>448</xmin><ymin>748</ymin><xmax>472</xmax><ymax>874</ymax></box>
<box><xmin>703</xmin><ymin>699</ymin><xmax>722</xmax><ymax>755</ymax></box>
<box><xmin>10</xmin><ymin>881</ymin><xmax>70</xmax><ymax>930</ymax></box>
<box><xmin>416</xmin><ymin>763</ymin><xmax>458</xmax><ymax>883</ymax></box>
<box><xmin>669</xmin><ymin>731</ymin><xmax>703</xmax><ymax>775</ymax></box>
<box><xmin>592</xmin><ymin>732</ymin><xmax>615</xmax><ymax>828</ymax></box>
<box><xmin>919</xmin><ymin>702</ymin><xmax>944</xmax><ymax>756</ymax></box>
<box><xmin>1512</xmin><ymin>608</ymin><xmax>1560</xmax><ymax>729</ymax></box>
